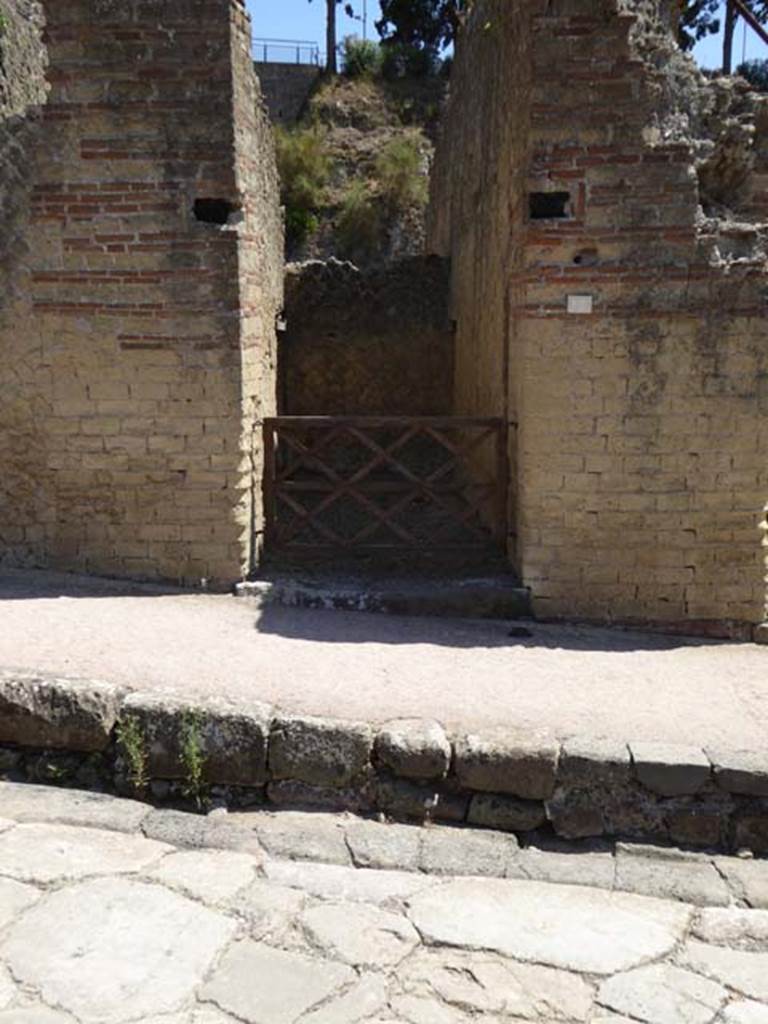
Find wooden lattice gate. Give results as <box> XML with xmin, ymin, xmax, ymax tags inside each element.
<box><xmin>262</xmin><ymin>416</ymin><xmax>508</xmax><ymax>556</ymax></box>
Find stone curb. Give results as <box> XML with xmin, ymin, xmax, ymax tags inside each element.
<box><xmin>1</xmin><ymin>782</ymin><xmax>766</xmax><ymax>910</ymax></box>
<box><xmin>0</xmin><ymin>668</ymin><xmax>766</xmax><ymax>853</ymax></box>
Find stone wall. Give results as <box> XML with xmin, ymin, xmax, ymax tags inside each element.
<box><xmin>0</xmin><ymin>0</ymin><xmax>283</xmax><ymax>587</ymax></box>
<box><xmin>279</xmin><ymin>257</ymin><xmax>453</xmax><ymax>416</ymax></box>
<box><xmin>429</xmin><ymin>0</ymin><xmax>768</xmax><ymax>635</ymax></box>
<box><xmin>254</xmin><ymin>62</ymin><xmax>321</xmax><ymax>125</ymax></box>
<box><xmin>0</xmin><ymin>0</ymin><xmax>47</xmax><ymax>308</ymax></box>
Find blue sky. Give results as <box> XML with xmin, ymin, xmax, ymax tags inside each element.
<box><xmin>695</xmin><ymin>1</ymin><xmax>766</xmax><ymax>68</ymax></box>
<box><xmin>245</xmin><ymin>0</ymin><xmax>765</xmax><ymax>70</ymax></box>
<box><xmin>246</xmin><ymin>0</ymin><xmax>384</xmax><ymax>55</ymax></box>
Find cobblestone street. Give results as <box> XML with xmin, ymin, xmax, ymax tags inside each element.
<box><xmin>0</xmin><ymin>784</ymin><xmax>767</xmax><ymax>1023</ymax></box>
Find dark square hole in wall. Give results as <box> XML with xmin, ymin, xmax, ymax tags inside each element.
<box><xmin>193</xmin><ymin>198</ymin><xmax>234</xmax><ymax>225</ymax></box>
<box><xmin>529</xmin><ymin>191</ymin><xmax>571</xmax><ymax>220</ymax></box>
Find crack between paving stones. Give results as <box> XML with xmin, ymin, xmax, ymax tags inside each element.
<box><xmin>197</xmin><ymin>992</ymin><xmax>253</xmax><ymax>1024</ymax></box>
<box><xmin>712</xmin><ymin>857</ymin><xmax>748</xmax><ymax>907</ymax></box>
<box><xmin>0</xmin><ymin>957</ymin><xmax>80</xmax><ymax>1024</ymax></box>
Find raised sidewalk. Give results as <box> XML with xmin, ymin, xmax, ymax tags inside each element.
<box><xmin>0</xmin><ymin>569</ymin><xmax>766</xmax><ymax>853</ymax></box>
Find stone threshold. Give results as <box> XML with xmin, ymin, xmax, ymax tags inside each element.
<box><xmin>236</xmin><ymin>572</ymin><xmax>533</xmax><ymax>621</ymax></box>
<box><xmin>0</xmin><ymin>666</ymin><xmax>766</xmax><ymax>855</ymax></box>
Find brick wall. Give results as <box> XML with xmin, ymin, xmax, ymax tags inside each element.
<box><xmin>430</xmin><ymin>0</ymin><xmax>768</xmax><ymax>635</ymax></box>
<box><xmin>0</xmin><ymin>0</ymin><xmax>283</xmax><ymax>587</ymax></box>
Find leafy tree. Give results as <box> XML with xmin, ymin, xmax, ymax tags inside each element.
<box><xmin>737</xmin><ymin>56</ymin><xmax>768</xmax><ymax>89</ymax></box>
<box><xmin>678</xmin><ymin>0</ymin><xmax>721</xmax><ymax>51</ymax></box>
<box><xmin>680</xmin><ymin>1</ymin><xmax>768</xmax><ymax>73</ymax></box>
<box><xmin>375</xmin><ymin>0</ymin><xmax>465</xmax><ymax>57</ymax></box>
<box><xmin>373</xmin><ymin>0</ymin><xmax>768</xmax><ymax>79</ymax></box>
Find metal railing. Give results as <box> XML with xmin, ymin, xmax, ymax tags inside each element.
<box><xmin>263</xmin><ymin>416</ymin><xmax>508</xmax><ymax>553</ymax></box>
<box><xmin>253</xmin><ymin>38</ymin><xmax>322</xmax><ymax>66</ymax></box>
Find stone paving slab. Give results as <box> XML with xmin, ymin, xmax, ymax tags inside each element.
<box><xmin>0</xmin><ymin>790</ymin><xmax>766</xmax><ymax>1023</ymax></box>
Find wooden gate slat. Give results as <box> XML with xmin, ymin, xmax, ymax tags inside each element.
<box><xmin>262</xmin><ymin>416</ymin><xmax>509</xmax><ymax>554</ymax></box>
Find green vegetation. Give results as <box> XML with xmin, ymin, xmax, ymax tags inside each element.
<box><xmin>376</xmin><ymin>0</ymin><xmax>464</xmax><ymax>62</ymax></box>
<box><xmin>738</xmin><ymin>58</ymin><xmax>768</xmax><ymax>93</ymax></box>
<box><xmin>381</xmin><ymin>42</ymin><xmax>439</xmax><ymax>80</ymax></box>
<box><xmin>273</xmin><ymin>68</ymin><xmax>438</xmax><ymax>263</ymax></box>
<box><xmin>342</xmin><ymin>35</ymin><xmax>383</xmax><ymax>78</ymax></box>
<box><xmin>375</xmin><ymin>132</ymin><xmax>429</xmax><ymax>209</ymax></box>
<box><xmin>179</xmin><ymin>711</ymin><xmax>208</xmax><ymax>809</ymax></box>
<box><xmin>116</xmin><ymin>715</ymin><xmax>149</xmax><ymax>794</ymax></box>
<box><xmin>336</xmin><ymin>180</ymin><xmax>381</xmax><ymax>261</ymax></box>
<box><xmin>274</xmin><ymin>125</ymin><xmax>331</xmax><ymax>247</ymax></box>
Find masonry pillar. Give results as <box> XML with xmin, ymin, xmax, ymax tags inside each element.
<box><xmin>0</xmin><ymin>0</ymin><xmax>283</xmax><ymax>587</ymax></box>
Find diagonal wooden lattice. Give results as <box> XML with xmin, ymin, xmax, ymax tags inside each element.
<box><xmin>263</xmin><ymin>417</ymin><xmax>508</xmax><ymax>552</ymax></box>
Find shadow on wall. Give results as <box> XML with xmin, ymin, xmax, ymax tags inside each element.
<box><xmin>253</xmin><ymin>603</ymin><xmax>724</xmax><ymax>652</ymax></box>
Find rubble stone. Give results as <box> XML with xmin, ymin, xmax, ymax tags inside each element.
<box><xmin>0</xmin><ymin>670</ymin><xmax>121</xmax><ymax>752</ymax></box>
<box><xmin>707</xmin><ymin>748</ymin><xmax>768</xmax><ymax>797</ymax></box>
<box><xmin>374</xmin><ymin>719</ymin><xmax>451</xmax><ymax>781</ymax></box>
<box><xmin>467</xmin><ymin>792</ymin><xmax>547</xmax><ymax>832</ymax></box>
<box><xmin>376</xmin><ymin>777</ymin><xmax>467</xmax><ymax>823</ymax></box>
<box><xmin>269</xmin><ymin>715</ymin><xmax>373</xmax><ymax>788</ymax></box>
<box><xmin>629</xmin><ymin>743</ymin><xmax>711</xmax><ymax>797</ymax></box>
<box><xmin>120</xmin><ymin>692</ymin><xmax>272</xmax><ymax>786</ymax></box>
<box><xmin>454</xmin><ymin>727</ymin><xmax>559</xmax><ymax>799</ymax></box>
<box><xmin>547</xmin><ymin>737</ymin><xmax>632</xmax><ymax>839</ymax></box>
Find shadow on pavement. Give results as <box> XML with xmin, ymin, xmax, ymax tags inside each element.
<box><xmin>253</xmin><ymin>602</ymin><xmax>718</xmax><ymax>652</ymax></box>
<box><xmin>0</xmin><ymin>569</ymin><xmax>194</xmax><ymax>601</ymax></box>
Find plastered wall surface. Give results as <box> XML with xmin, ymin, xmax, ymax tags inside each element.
<box><xmin>430</xmin><ymin>0</ymin><xmax>768</xmax><ymax>634</ymax></box>
<box><xmin>0</xmin><ymin>0</ymin><xmax>283</xmax><ymax>587</ymax></box>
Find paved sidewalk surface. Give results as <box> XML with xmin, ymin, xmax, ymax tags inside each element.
<box><xmin>1</xmin><ymin>569</ymin><xmax>767</xmax><ymax>744</ymax></box>
<box><xmin>1</xmin><ymin>785</ymin><xmax>768</xmax><ymax>1023</ymax></box>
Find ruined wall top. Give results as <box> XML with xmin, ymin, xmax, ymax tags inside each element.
<box><xmin>0</xmin><ymin>0</ymin><xmax>47</xmax><ymax>119</ymax></box>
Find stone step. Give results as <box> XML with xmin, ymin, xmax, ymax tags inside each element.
<box><xmin>236</xmin><ymin>573</ymin><xmax>533</xmax><ymax>621</ymax></box>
